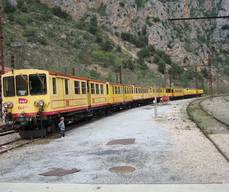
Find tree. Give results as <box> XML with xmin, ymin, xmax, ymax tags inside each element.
<box><xmin>89</xmin><ymin>15</ymin><xmax>98</xmax><ymax>35</ymax></box>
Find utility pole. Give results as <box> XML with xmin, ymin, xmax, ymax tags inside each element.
<box><xmin>154</xmin><ymin>80</ymin><xmax>157</xmax><ymax>118</ymax></box>
<box><xmin>194</xmin><ymin>65</ymin><xmax>198</xmax><ymax>90</ymax></box>
<box><xmin>208</xmin><ymin>53</ymin><xmax>213</xmax><ymax>99</ymax></box>
<box><xmin>119</xmin><ymin>65</ymin><xmax>122</xmax><ymax>84</ymax></box>
<box><xmin>115</xmin><ymin>65</ymin><xmax>122</xmax><ymax>83</ymax></box>
<box><xmin>11</xmin><ymin>55</ymin><xmax>15</xmax><ymax>69</ymax></box>
<box><xmin>72</xmin><ymin>67</ymin><xmax>75</xmax><ymax>76</ymax></box>
<box><xmin>168</xmin><ymin>14</ymin><xmax>228</xmax><ymax>97</ymax></box>
<box><xmin>0</xmin><ymin>6</ymin><xmax>4</xmax><ymax>74</ymax></box>
<box><xmin>164</xmin><ymin>66</ymin><xmax>167</xmax><ymax>88</ymax></box>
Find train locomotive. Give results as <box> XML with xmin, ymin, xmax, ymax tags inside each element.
<box><xmin>1</xmin><ymin>69</ymin><xmax>203</xmax><ymax>138</ymax></box>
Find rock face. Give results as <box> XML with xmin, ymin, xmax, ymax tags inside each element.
<box><xmin>41</xmin><ymin>0</ymin><xmax>229</xmax><ymax>68</ymax></box>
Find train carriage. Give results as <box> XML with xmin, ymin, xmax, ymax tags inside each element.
<box><xmin>2</xmin><ymin>69</ymin><xmax>94</xmax><ymax>137</ymax></box>
<box><xmin>123</xmin><ymin>84</ymin><xmax>133</xmax><ymax>103</ymax></box>
<box><xmin>172</xmin><ymin>88</ymin><xmax>184</xmax><ymax>99</ymax></box>
<box><xmin>49</xmin><ymin>72</ymin><xmax>89</xmax><ymax>115</ymax></box>
<box><xmin>88</xmin><ymin>79</ymin><xmax>108</xmax><ymax>109</ymax></box>
<box><xmin>107</xmin><ymin>82</ymin><xmax>124</xmax><ymax>105</ymax></box>
<box><xmin>133</xmin><ymin>85</ymin><xmax>144</xmax><ymax>101</ymax></box>
<box><xmin>1</xmin><ymin>68</ymin><xmax>204</xmax><ymax>139</ymax></box>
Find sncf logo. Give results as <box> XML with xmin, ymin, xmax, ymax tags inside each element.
<box><xmin>18</xmin><ymin>98</ymin><xmax>28</xmax><ymax>104</ymax></box>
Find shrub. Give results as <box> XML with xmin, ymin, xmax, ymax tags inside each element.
<box><xmin>155</xmin><ymin>50</ymin><xmax>172</xmax><ymax>65</ymax></box>
<box><xmin>91</xmin><ymin>50</ymin><xmax>122</xmax><ymax>66</ymax></box>
<box><xmin>152</xmin><ymin>17</ymin><xmax>160</xmax><ymax>22</ymax></box>
<box><xmin>135</xmin><ymin>0</ymin><xmax>148</xmax><ymax>10</ymax></box>
<box><xmin>119</xmin><ymin>2</ymin><xmax>125</xmax><ymax>8</ymax></box>
<box><xmin>137</xmin><ymin>45</ymin><xmax>155</xmax><ymax>59</ymax></box>
<box><xmin>101</xmin><ymin>40</ymin><xmax>113</xmax><ymax>51</ymax></box>
<box><xmin>3</xmin><ymin>0</ymin><xmax>16</xmax><ymax>13</ymax></box>
<box><xmin>14</xmin><ymin>15</ymin><xmax>32</xmax><ymax>26</ymax></box>
<box><xmin>222</xmin><ymin>24</ymin><xmax>229</xmax><ymax>30</ymax></box>
<box><xmin>123</xmin><ymin>59</ymin><xmax>135</xmax><ymax>71</ymax></box>
<box><xmin>121</xmin><ymin>32</ymin><xmax>147</xmax><ymax>48</ymax></box>
<box><xmin>37</xmin><ymin>36</ymin><xmax>48</xmax><ymax>45</ymax></box>
<box><xmin>52</xmin><ymin>6</ymin><xmax>70</xmax><ymax>19</ymax></box>
<box><xmin>89</xmin><ymin>70</ymin><xmax>100</xmax><ymax>79</ymax></box>
<box><xmin>89</xmin><ymin>15</ymin><xmax>98</xmax><ymax>35</ymax></box>
<box><xmin>7</xmin><ymin>13</ymin><xmax>14</xmax><ymax>22</ymax></box>
<box><xmin>17</xmin><ymin>0</ymin><xmax>28</xmax><ymax>12</ymax></box>
<box><xmin>116</xmin><ymin>46</ymin><xmax>122</xmax><ymax>52</ymax></box>
<box><xmin>169</xmin><ymin>64</ymin><xmax>183</xmax><ymax>79</ymax></box>
<box><xmin>98</xmin><ymin>3</ymin><xmax>107</xmax><ymax>16</ymax></box>
<box><xmin>23</xmin><ymin>27</ymin><xmax>38</xmax><ymax>37</ymax></box>
<box><xmin>158</xmin><ymin>60</ymin><xmax>166</xmax><ymax>74</ymax></box>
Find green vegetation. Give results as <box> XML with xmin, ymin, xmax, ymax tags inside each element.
<box><xmin>89</xmin><ymin>15</ymin><xmax>98</xmax><ymax>35</ymax></box>
<box><xmin>146</xmin><ymin>16</ymin><xmax>160</xmax><ymax>26</ymax></box>
<box><xmin>2</xmin><ymin>0</ymin><xmax>153</xmax><ymax>84</ymax></box>
<box><xmin>98</xmin><ymin>3</ymin><xmax>107</xmax><ymax>16</ymax></box>
<box><xmin>3</xmin><ymin>0</ymin><xmax>16</xmax><ymax>13</ymax></box>
<box><xmin>52</xmin><ymin>6</ymin><xmax>70</xmax><ymax>20</ymax></box>
<box><xmin>222</xmin><ymin>24</ymin><xmax>229</xmax><ymax>30</ymax></box>
<box><xmin>121</xmin><ymin>32</ymin><xmax>148</xmax><ymax>48</ymax></box>
<box><xmin>135</xmin><ymin>0</ymin><xmax>149</xmax><ymax>10</ymax></box>
<box><xmin>137</xmin><ymin>45</ymin><xmax>155</xmax><ymax>59</ymax></box>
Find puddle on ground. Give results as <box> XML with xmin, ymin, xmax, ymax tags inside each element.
<box><xmin>39</xmin><ymin>168</ymin><xmax>80</xmax><ymax>176</ymax></box>
<box><xmin>109</xmin><ymin>166</ymin><xmax>135</xmax><ymax>173</ymax></box>
<box><xmin>106</xmin><ymin>138</ymin><xmax>135</xmax><ymax>145</ymax></box>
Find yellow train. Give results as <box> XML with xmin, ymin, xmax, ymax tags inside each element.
<box><xmin>1</xmin><ymin>69</ymin><xmax>203</xmax><ymax>138</ymax></box>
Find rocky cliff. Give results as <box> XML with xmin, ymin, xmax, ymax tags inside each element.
<box><xmin>3</xmin><ymin>0</ymin><xmax>229</xmax><ymax>91</ymax></box>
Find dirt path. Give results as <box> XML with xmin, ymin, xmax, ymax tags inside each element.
<box><xmin>0</xmin><ymin>99</ymin><xmax>228</xmax><ymax>183</ymax></box>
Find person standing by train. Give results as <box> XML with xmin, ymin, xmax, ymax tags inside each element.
<box><xmin>58</xmin><ymin>117</ymin><xmax>65</xmax><ymax>137</ymax></box>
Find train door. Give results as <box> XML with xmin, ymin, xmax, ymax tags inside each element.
<box><xmin>50</xmin><ymin>77</ymin><xmax>65</xmax><ymax>109</ymax></box>
<box><xmin>87</xmin><ymin>80</ymin><xmax>91</xmax><ymax>107</ymax></box>
<box><xmin>57</xmin><ymin>78</ymin><xmax>65</xmax><ymax>108</ymax></box>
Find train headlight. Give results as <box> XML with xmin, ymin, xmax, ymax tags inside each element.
<box><xmin>34</xmin><ymin>100</ymin><xmax>45</xmax><ymax>108</ymax></box>
<box><xmin>3</xmin><ymin>102</ymin><xmax>13</xmax><ymax>109</ymax></box>
<box><xmin>38</xmin><ymin>100</ymin><xmax>45</xmax><ymax>107</ymax></box>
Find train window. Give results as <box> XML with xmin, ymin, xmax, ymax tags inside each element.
<box><xmin>16</xmin><ymin>75</ymin><xmax>28</xmax><ymax>96</ymax></box>
<box><xmin>96</xmin><ymin>84</ymin><xmax>99</xmax><ymax>94</ymax></box>
<box><xmin>65</xmin><ymin>79</ymin><xmax>69</xmax><ymax>95</ymax></box>
<box><xmin>3</xmin><ymin>76</ymin><xmax>15</xmax><ymax>97</ymax></box>
<box><xmin>100</xmin><ymin>84</ymin><xmax>104</xmax><ymax>94</ymax></box>
<box><xmin>112</xmin><ymin>86</ymin><xmax>115</xmax><ymax>94</ymax></box>
<box><xmin>81</xmin><ymin>82</ymin><xmax>87</xmax><ymax>94</ymax></box>
<box><xmin>115</xmin><ymin>87</ymin><xmax>117</xmax><ymax>94</ymax></box>
<box><xmin>29</xmin><ymin>74</ymin><xmax>47</xmax><ymax>95</ymax></box>
<box><xmin>52</xmin><ymin>78</ymin><xmax>56</xmax><ymax>94</ymax></box>
<box><xmin>91</xmin><ymin>83</ymin><xmax>95</xmax><ymax>94</ymax></box>
<box><xmin>74</xmin><ymin>81</ymin><xmax>80</xmax><ymax>94</ymax></box>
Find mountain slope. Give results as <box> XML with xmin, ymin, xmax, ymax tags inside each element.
<box><xmin>3</xmin><ymin>0</ymin><xmax>229</xmax><ymax>92</ymax></box>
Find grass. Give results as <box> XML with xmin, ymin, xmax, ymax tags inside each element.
<box><xmin>187</xmin><ymin>98</ymin><xmax>228</xmax><ymax>134</ymax></box>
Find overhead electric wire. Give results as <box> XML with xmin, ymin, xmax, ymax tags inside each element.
<box><xmin>168</xmin><ymin>15</ymin><xmax>229</xmax><ymax>21</ymax></box>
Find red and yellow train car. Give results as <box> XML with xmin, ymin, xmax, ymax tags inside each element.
<box><xmin>1</xmin><ymin>69</ymin><xmax>203</xmax><ymax>138</ymax></box>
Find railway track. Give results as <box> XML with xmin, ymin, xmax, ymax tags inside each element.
<box><xmin>0</xmin><ymin>129</ymin><xmax>17</xmax><ymax>136</ymax></box>
<box><xmin>187</xmin><ymin>96</ymin><xmax>229</xmax><ymax>162</ymax></box>
<box><xmin>0</xmin><ymin>139</ymin><xmax>34</xmax><ymax>155</ymax></box>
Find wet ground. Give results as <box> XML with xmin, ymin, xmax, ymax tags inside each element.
<box><xmin>0</xmin><ymin>99</ymin><xmax>228</xmax><ymax>184</ymax></box>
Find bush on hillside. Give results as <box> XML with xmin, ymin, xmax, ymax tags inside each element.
<box><xmin>52</xmin><ymin>6</ymin><xmax>70</xmax><ymax>19</ymax></box>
